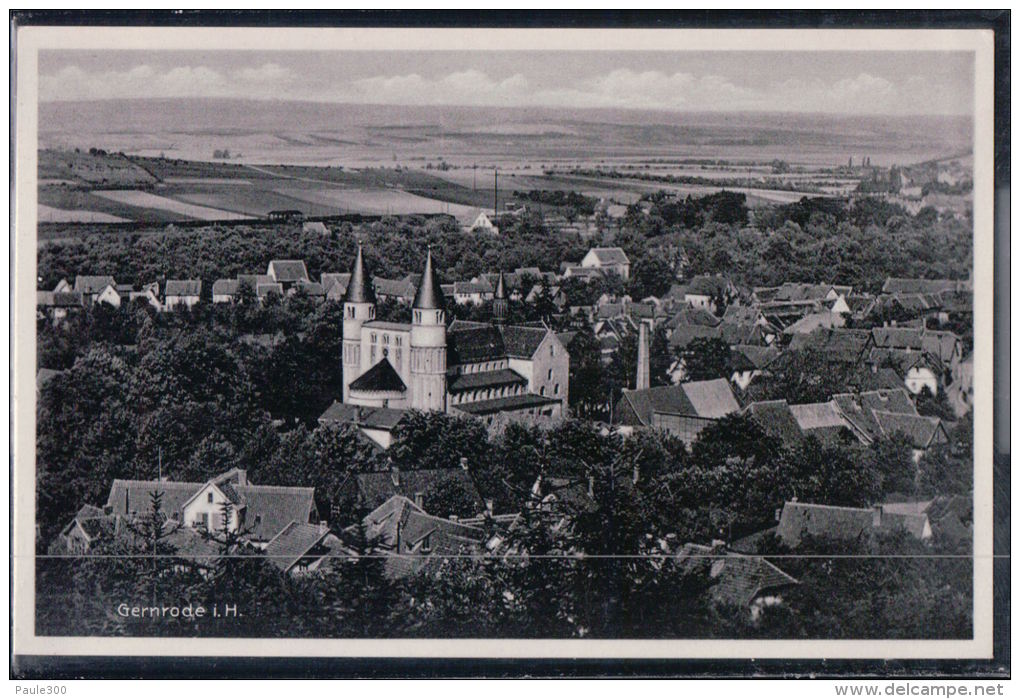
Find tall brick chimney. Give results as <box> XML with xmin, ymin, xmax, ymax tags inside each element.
<box><xmin>636</xmin><ymin>320</ymin><xmax>650</xmax><ymax>390</ymax></box>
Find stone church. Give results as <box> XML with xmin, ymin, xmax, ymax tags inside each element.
<box><xmin>337</xmin><ymin>244</ymin><xmax>569</xmax><ymax>425</ymax></box>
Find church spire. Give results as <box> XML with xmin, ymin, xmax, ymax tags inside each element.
<box><xmin>413</xmin><ymin>245</ymin><xmax>446</xmax><ymax>311</ymax></box>
<box><xmin>344</xmin><ymin>242</ymin><xmax>375</xmax><ymax>304</ymax></box>
<box><xmin>492</xmin><ymin>271</ymin><xmax>508</xmax><ymax>325</ymax></box>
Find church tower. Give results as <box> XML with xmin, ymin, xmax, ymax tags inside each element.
<box><xmin>342</xmin><ymin>243</ymin><xmax>375</xmax><ymax>402</ymax></box>
<box><xmin>409</xmin><ymin>246</ymin><xmax>447</xmax><ymax>412</ymax></box>
<box><xmin>492</xmin><ymin>271</ymin><xmax>508</xmax><ymax>325</ymax></box>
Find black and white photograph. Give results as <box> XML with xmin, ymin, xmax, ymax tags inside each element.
<box><xmin>10</xmin><ymin>15</ymin><xmax>1005</xmax><ymax>679</ymax></box>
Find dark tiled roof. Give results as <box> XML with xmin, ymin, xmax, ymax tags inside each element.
<box><xmin>742</xmin><ymin>400</ymin><xmax>804</xmax><ymax>448</ymax></box>
<box><xmin>234</xmin><ymin>484</ymin><xmax>316</xmax><ymax>541</ymax></box>
<box><xmin>769</xmin><ymin>283</ymin><xmax>850</xmax><ymax>303</ymax></box>
<box><xmin>74</xmin><ymin>275</ymin><xmax>116</xmax><ymax>294</ymax></box>
<box><xmin>937</xmin><ymin>290</ymin><xmax>972</xmax><ymax>314</ymax></box>
<box><xmin>447</xmin><ymin>321</ymin><xmax>506</xmax><ymax>364</ymax></box>
<box><xmin>777</xmin><ymin>501</ymin><xmax>930</xmax><ymax>547</ymax></box>
<box><xmin>587</xmin><ymin>247</ymin><xmax>629</xmax><ymax>265</ymax></box>
<box><xmin>685</xmin><ymin>274</ymin><xmax>731</xmax><ymax>297</ymax></box>
<box><xmin>374</xmin><ymin>277</ymin><xmax>417</xmax><ymax>299</ymax></box>
<box><xmin>413</xmin><ymin>248</ymin><xmax>446</xmax><ymax>310</ymax></box>
<box><xmin>52</xmin><ymin>291</ymin><xmax>84</xmax><ymax>307</ymax></box>
<box><xmin>257</xmin><ymin>282</ymin><xmax>284</xmax><ymax>298</ymax></box>
<box><xmin>318</xmin><ymin>401</ymin><xmax>408</xmax><ymax>430</ymax></box>
<box><xmin>881</xmin><ymin>277</ymin><xmax>970</xmax><ymax>295</ymax></box>
<box><xmin>831</xmin><ymin>389</ymin><xmax>918</xmax><ymax>442</ymax></box>
<box><xmin>212</xmin><ymin>279</ymin><xmax>240</xmax><ymax>296</ymax></box>
<box><xmin>453</xmin><ymin>281</ymin><xmax>492</xmax><ymax>295</ymax></box>
<box><xmin>501</xmin><ymin>325</ymin><xmax>549</xmax><ymax>359</ymax></box>
<box><xmin>455</xmin><ymin>393</ymin><xmax>561</xmax><ymax>416</ymax></box>
<box><xmin>448</xmin><ymin>368</ymin><xmax>527</xmax><ymax>393</ymax></box>
<box><xmin>294</xmin><ymin>280</ymin><xmax>324</xmax><ymax>296</ymax></box>
<box><xmin>106</xmin><ymin>480</ymin><xmax>204</xmax><ymax>517</ymax></box>
<box><xmin>665</xmin><ymin>306</ymin><xmax>721</xmax><ymax>330</ymax></box>
<box><xmin>349</xmin><ymin>358</ymin><xmax>407</xmax><ymax>394</ymax></box>
<box><xmin>872</xmin><ymin>411</ymin><xmax>945</xmax><ymax>449</ymax></box>
<box><xmin>263</xmin><ymin>521</ymin><xmax>332</xmax><ymax>572</ymax></box>
<box><xmin>732</xmin><ymin>344</ymin><xmax>779</xmax><ymax>370</ymax></box>
<box><xmin>320</xmin><ymin>272</ymin><xmax>351</xmax><ymax>296</ymax></box>
<box><xmin>362</xmin><ymin>496</ymin><xmax>486</xmax><ymax>578</ymax></box>
<box><xmin>621</xmin><ymin>379</ymin><xmax>739</xmax><ymax>426</ymax></box>
<box><xmin>787</xmin><ymin>328</ymin><xmax>872</xmax><ymax>364</ymax></box>
<box><xmin>165</xmin><ymin>279</ymin><xmax>202</xmax><ymax>297</ymax></box>
<box><xmin>677</xmin><ymin>544</ymin><xmax>798</xmax><ymax>607</ymax></box>
<box><xmin>237</xmin><ymin>274</ymin><xmax>273</xmax><ymax>287</ymax></box>
<box><xmin>268</xmin><ymin>259</ymin><xmax>310</xmax><ymax>283</ymax></box>
<box><xmin>782</xmin><ymin>311</ymin><xmax>845</xmax><ymax>335</ymax></box>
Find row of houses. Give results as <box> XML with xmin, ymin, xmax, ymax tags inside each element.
<box><xmin>50</xmin><ymin>459</ymin><xmax>814</xmax><ymax>618</ymax></box>
<box><xmin>37</xmin><ymin>276</ymin><xmax>202</xmax><ymax>323</ymax></box>
<box><xmin>614</xmin><ymin>370</ymin><xmax>948</xmax><ymax>462</ymax></box>
<box><xmin>589</xmin><ymin>273</ymin><xmax>971</xmax><ymax>412</ymax></box>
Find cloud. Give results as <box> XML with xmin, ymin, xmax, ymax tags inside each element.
<box><xmin>38</xmin><ymin>63</ymin><xmax>967</xmax><ymax>115</ymax></box>
<box><xmin>39</xmin><ymin>62</ymin><xmax>293</xmax><ymax>101</ymax></box>
<box><xmin>344</xmin><ymin>69</ymin><xmax>532</xmax><ymax>106</ymax></box>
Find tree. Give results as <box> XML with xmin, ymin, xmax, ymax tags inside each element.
<box><xmin>627</xmin><ymin>256</ymin><xmax>674</xmax><ymax>300</ymax></box>
<box><xmin>914</xmin><ymin>386</ymin><xmax>957</xmax><ymax>422</ymax></box>
<box><xmin>422</xmin><ymin>473</ymin><xmax>484</xmax><ymax>518</ymax></box>
<box><xmin>566</xmin><ymin>329</ymin><xmax>609</xmax><ymax>420</ymax></box>
<box><xmin>919</xmin><ymin>414</ymin><xmax>973</xmax><ymax>496</ymax></box>
<box><xmin>389</xmin><ymin>411</ymin><xmax>493</xmax><ymax>473</ymax></box>
<box><xmin>679</xmin><ymin>337</ymin><xmax>733</xmax><ymax>381</ymax></box>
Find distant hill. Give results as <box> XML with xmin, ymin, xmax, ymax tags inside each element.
<box><xmin>39</xmin><ymin>98</ymin><xmax>972</xmax><ymax>169</ymax></box>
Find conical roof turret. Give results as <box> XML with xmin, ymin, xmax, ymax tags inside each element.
<box><xmin>344</xmin><ymin>243</ymin><xmax>375</xmax><ymax>304</ymax></box>
<box><xmin>494</xmin><ymin>271</ymin><xmax>507</xmax><ymax>300</ymax></box>
<box><xmin>413</xmin><ymin>246</ymin><xmax>446</xmax><ymax>310</ymax></box>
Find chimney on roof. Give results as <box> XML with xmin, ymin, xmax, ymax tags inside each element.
<box><xmin>485</xmin><ymin>498</ymin><xmax>494</xmax><ymax>515</ymax></box>
<box><xmin>872</xmin><ymin>505</ymin><xmax>883</xmax><ymax>528</ymax></box>
<box><xmin>636</xmin><ymin>320</ymin><xmax>650</xmax><ymax>391</ymax></box>
<box><xmin>237</xmin><ymin>469</ymin><xmax>248</xmax><ymax>486</ymax></box>
<box><xmin>390</xmin><ymin>464</ymin><xmax>400</xmax><ymax>488</ymax></box>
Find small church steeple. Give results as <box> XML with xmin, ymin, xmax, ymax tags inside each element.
<box><xmin>409</xmin><ymin>245</ymin><xmax>447</xmax><ymax>412</ymax></box>
<box><xmin>492</xmin><ymin>271</ymin><xmax>508</xmax><ymax>325</ymax></box>
<box><xmin>342</xmin><ymin>241</ymin><xmax>376</xmax><ymax>403</ymax></box>
<box><xmin>413</xmin><ymin>245</ymin><xmax>445</xmax><ymax>312</ymax></box>
<box><xmin>344</xmin><ymin>242</ymin><xmax>375</xmax><ymax>304</ymax></box>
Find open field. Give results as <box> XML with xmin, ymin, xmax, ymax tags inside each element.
<box><xmin>36</xmin><ymin>100</ymin><xmax>972</xmax><ymax>224</ymax></box>
<box><xmin>92</xmin><ymin>189</ymin><xmax>251</xmax><ymax>220</ymax></box>
<box><xmin>37</xmin><ymin>204</ymin><xmax>130</xmax><ymax>223</ymax></box>
<box><xmin>273</xmin><ymin>184</ymin><xmax>483</xmax><ymax>220</ymax></box>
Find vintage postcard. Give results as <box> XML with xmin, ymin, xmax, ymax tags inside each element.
<box><xmin>11</xmin><ymin>20</ymin><xmax>999</xmax><ymax>668</ymax></box>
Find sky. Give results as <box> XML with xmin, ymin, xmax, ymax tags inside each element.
<box><xmin>38</xmin><ymin>50</ymin><xmax>975</xmax><ymax>116</ymax></box>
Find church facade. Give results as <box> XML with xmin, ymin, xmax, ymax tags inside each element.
<box><xmin>339</xmin><ymin>245</ymin><xmax>568</xmax><ymax>422</ymax></box>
